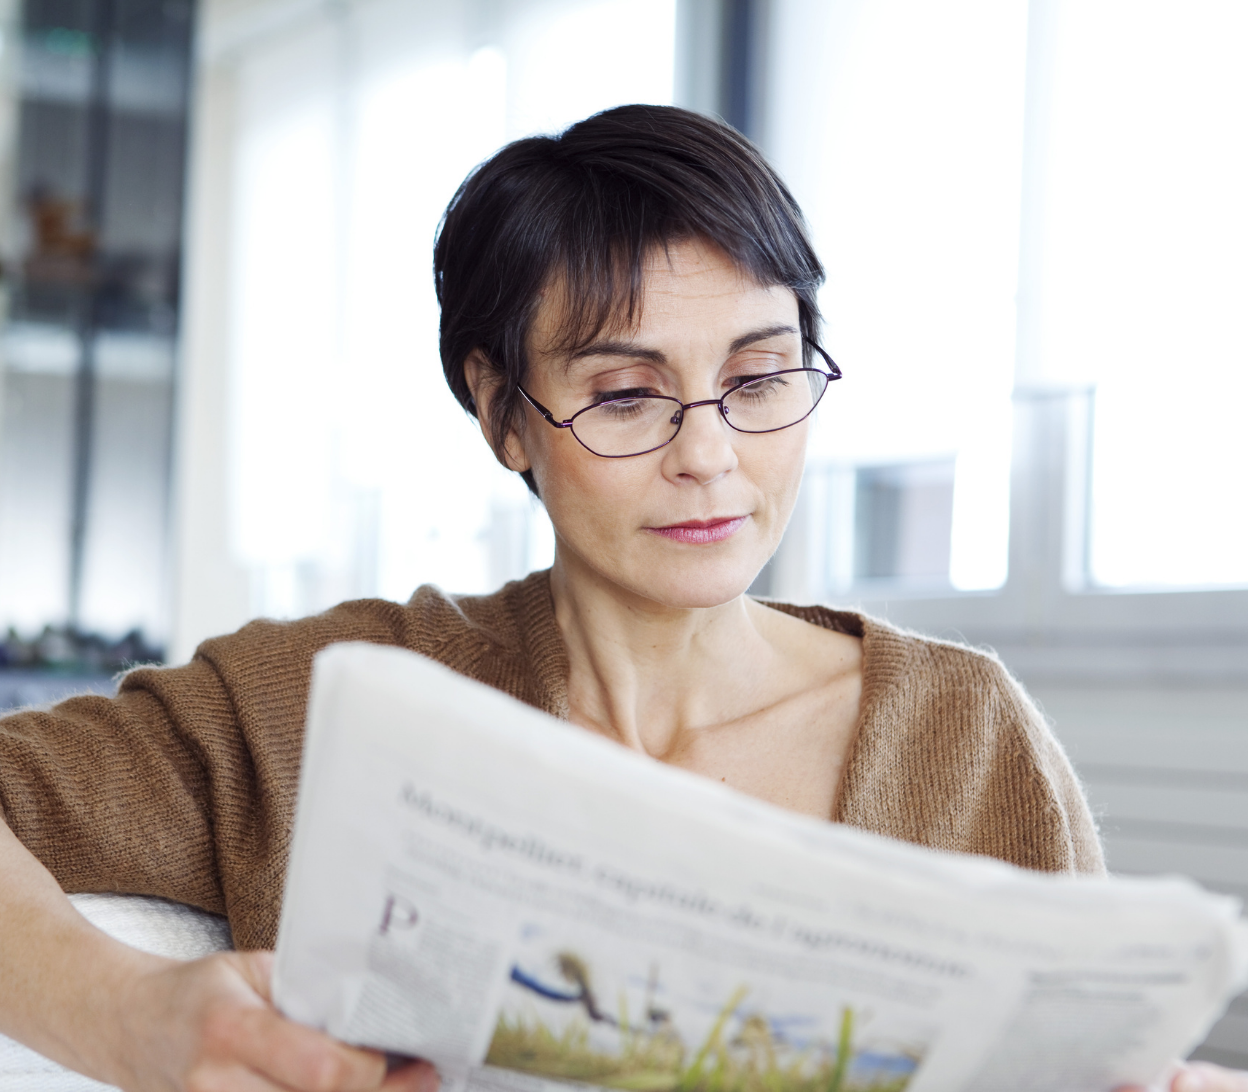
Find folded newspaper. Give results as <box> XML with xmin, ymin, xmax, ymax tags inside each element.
<box><xmin>272</xmin><ymin>643</ymin><xmax>1248</xmax><ymax>1092</ymax></box>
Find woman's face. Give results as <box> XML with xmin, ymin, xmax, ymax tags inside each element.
<box><xmin>510</xmin><ymin>239</ymin><xmax>810</xmax><ymax>609</ymax></box>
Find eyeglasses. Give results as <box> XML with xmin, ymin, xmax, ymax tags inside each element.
<box><xmin>517</xmin><ymin>340</ymin><xmax>842</xmax><ymax>459</ymax></box>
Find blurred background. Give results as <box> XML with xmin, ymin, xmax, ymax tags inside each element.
<box><xmin>0</xmin><ymin>0</ymin><xmax>1243</xmax><ymax>1065</ymax></box>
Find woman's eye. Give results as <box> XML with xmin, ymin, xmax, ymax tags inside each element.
<box><xmin>728</xmin><ymin>373</ymin><xmax>786</xmax><ymax>393</ymax></box>
<box><xmin>595</xmin><ymin>399</ymin><xmax>652</xmax><ymax>420</ymax></box>
<box><xmin>591</xmin><ymin>388</ymin><xmax>654</xmax><ymax>404</ymax></box>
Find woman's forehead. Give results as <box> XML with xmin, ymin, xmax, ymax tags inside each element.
<box><xmin>531</xmin><ymin>243</ymin><xmax>796</xmax><ymax>357</ymax></box>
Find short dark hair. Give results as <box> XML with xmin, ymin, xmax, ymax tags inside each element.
<box><xmin>433</xmin><ymin>103</ymin><xmax>825</xmax><ymax>495</ymax></box>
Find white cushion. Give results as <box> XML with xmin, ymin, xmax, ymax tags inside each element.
<box><xmin>0</xmin><ymin>894</ymin><xmax>233</xmax><ymax>1090</ymax></box>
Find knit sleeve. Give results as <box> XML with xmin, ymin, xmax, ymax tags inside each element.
<box><xmin>0</xmin><ymin>658</ymin><xmax>229</xmax><ymax>915</ymax></box>
<box><xmin>0</xmin><ymin>596</ymin><xmax>417</xmax><ymax>949</ymax></box>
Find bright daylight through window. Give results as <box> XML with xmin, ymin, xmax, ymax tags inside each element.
<box><xmin>770</xmin><ymin>0</ymin><xmax>1027</xmax><ymax>596</ymax></box>
<box><xmin>1040</xmin><ymin>1</ymin><xmax>1248</xmax><ymax>589</ymax></box>
<box><xmin>770</xmin><ymin>0</ymin><xmax>1247</xmax><ymax>599</ymax></box>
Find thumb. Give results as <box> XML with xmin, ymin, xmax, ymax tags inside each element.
<box><xmin>232</xmin><ymin>950</ymin><xmax>277</xmax><ymax>1002</ymax></box>
<box><xmin>383</xmin><ymin>1060</ymin><xmax>441</xmax><ymax>1092</ymax></box>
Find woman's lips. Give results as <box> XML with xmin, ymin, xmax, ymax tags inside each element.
<box><xmin>645</xmin><ymin>516</ymin><xmax>748</xmax><ymax>544</ymax></box>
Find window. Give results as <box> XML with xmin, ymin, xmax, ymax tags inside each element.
<box><xmin>766</xmin><ymin>0</ymin><xmax>1026</xmax><ymax>595</ymax></box>
<box><xmin>1039</xmin><ymin>2</ymin><xmax>1248</xmax><ymax>589</ymax></box>
<box><xmin>765</xmin><ymin>0</ymin><xmax>1248</xmax><ymax>607</ymax></box>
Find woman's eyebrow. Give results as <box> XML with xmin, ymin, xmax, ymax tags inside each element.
<box><xmin>567</xmin><ymin>324</ymin><xmax>801</xmax><ymax>369</ymax></box>
<box><xmin>727</xmin><ymin>323</ymin><xmax>800</xmax><ymax>354</ymax></box>
<box><xmin>568</xmin><ymin>340</ymin><xmax>667</xmax><ymax>364</ymax></box>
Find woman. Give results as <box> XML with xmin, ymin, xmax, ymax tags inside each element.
<box><xmin>0</xmin><ymin>106</ymin><xmax>1239</xmax><ymax>1092</ymax></box>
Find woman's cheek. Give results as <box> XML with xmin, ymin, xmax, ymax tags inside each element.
<box><xmin>747</xmin><ymin>429</ymin><xmax>807</xmax><ymax>538</ymax></box>
<box><xmin>535</xmin><ymin>444</ymin><xmax>634</xmax><ymax>551</ymax></box>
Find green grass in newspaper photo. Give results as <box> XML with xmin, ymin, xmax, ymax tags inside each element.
<box><xmin>486</xmin><ymin>951</ymin><xmax>924</xmax><ymax>1092</ymax></box>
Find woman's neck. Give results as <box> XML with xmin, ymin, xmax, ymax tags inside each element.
<box><xmin>549</xmin><ymin>550</ymin><xmax>792</xmax><ymax>757</ymax></box>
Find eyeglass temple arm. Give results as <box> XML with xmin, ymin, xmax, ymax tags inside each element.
<box><xmin>517</xmin><ymin>385</ymin><xmax>573</xmax><ymax>427</ymax></box>
<box><xmin>804</xmin><ymin>338</ymin><xmax>843</xmax><ymax>381</ymax></box>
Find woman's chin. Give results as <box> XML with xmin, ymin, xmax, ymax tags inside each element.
<box><xmin>622</xmin><ymin>556</ymin><xmax>770</xmax><ymax>610</ymax></box>
<box><xmin>556</xmin><ymin>532</ymin><xmax>778</xmax><ymax>609</ymax></box>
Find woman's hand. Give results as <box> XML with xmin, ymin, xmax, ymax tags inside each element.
<box><xmin>110</xmin><ymin>948</ymin><xmax>439</xmax><ymax>1092</ymax></box>
<box><xmin>1167</xmin><ymin>1064</ymin><xmax>1248</xmax><ymax>1092</ymax></box>
<box><xmin>0</xmin><ymin>822</ymin><xmax>436</xmax><ymax>1092</ymax></box>
<box><xmin>1120</xmin><ymin>1062</ymin><xmax>1248</xmax><ymax>1092</ymax></box>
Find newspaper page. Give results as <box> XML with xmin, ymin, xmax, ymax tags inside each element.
<box><xmin>272</xmin><ymin>643</ymin><xmax>1248</xmax><ymax>1092</ymax></box>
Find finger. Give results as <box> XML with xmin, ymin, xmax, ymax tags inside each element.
<box><xmin>1115</xmin><ymin>1059</ymin><xmax>1184</xmax><ymax>1092</ymax></box>
<box><xmin>226</xmin><ymin>1005</ymin><xmax>387</xmax><ymax>1092</ymax></box>
<box><xmin>1175</xmin><ymin>1062</ymin><xmax>1248</xmax><ymax>1092</ymax></box>
<box><xmin>382</xmin><ymin>1060</ymin><xmax>441</xmax><ymax>1092</ymax></box>
<box><xmin>183</xmin><ymin>1061</ymin><xmax>300</xmax><ymax>1092</ymax></box>
<box><xmin>216</xmin><ymin>951</ymin><xmax>385</xmax><ymax>1092</ymax></box>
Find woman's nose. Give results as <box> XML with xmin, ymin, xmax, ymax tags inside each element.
<box><xmin>660</xmin><ymin>401</ymin><xmax>738</xmax><ymax>485</ymax></box>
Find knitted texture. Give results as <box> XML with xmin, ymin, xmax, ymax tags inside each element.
<box><xmin>0</xmin><ymin>570</ymin><xmax>1103</xmax><ymax>950</ymax></box>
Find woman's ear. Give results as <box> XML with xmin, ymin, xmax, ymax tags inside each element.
<box><xmin>463</xmin><ymin>350</ymin><xmax>531</xmax><ymax>474</ymax></box>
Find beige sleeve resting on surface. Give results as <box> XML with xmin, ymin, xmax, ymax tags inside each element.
<box><xmin>0</xmin><ymin>659</ymin><xmax>228</xmax><ymax>913</ymax></box>
<box><xmin>0</xmin><ymin>596</ymin><xmax>420</xmax><ymax>949</ymax></box>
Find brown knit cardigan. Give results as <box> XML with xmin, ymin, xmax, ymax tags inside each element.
<box><xmin>0</xmin><ymin>570</ymin><xmax>1103</xmax><ymax>950</ymax></box>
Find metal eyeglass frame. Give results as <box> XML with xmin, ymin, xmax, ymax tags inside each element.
<box><xmin>516</xmin><ymin>339</ymin><xmax>843</xmax><ymax>459</ymax></box>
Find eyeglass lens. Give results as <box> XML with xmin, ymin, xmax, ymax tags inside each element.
<box><xmin>570</xmin><ymin>369</ymin><xmax>830</xmax><ymax>458</ymax></box>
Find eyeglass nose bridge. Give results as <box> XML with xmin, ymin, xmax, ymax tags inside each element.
<box><xmin>668</xmin><ymin>397</ymin><xmax>730</xmax><ymax>428</ymax></box>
